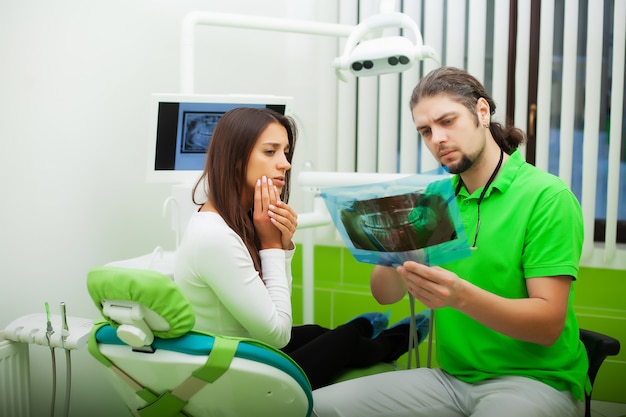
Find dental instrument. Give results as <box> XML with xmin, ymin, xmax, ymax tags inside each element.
<box><xmin>45</xmin><ymin>302</ymin><xmax>56</xmax><ymax>417</ymax></box>
<box><xmin>2</xmin><ymin>306</ymin><xmax>93</xmax><ymax>417</ymax></box>
<box><xmin>59</xmin><ymin>302</ymin><xmax>71</xmax><ymax>417</ymax></box>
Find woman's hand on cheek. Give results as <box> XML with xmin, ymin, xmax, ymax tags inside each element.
<box><xmin>268</xmin><ymin>197</ymin><xmax>298</xmax><ymax>250</ymax></box>
<box><xmin>253</xmin><ymin>176</ymin><xmax>282</xmax><ymax>249</ymax></box>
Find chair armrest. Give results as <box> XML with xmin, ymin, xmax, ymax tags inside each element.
<box><xmin>579</xmin><ymin>328</ymin><xmax>621</xmax><ymax>386</ymax></box>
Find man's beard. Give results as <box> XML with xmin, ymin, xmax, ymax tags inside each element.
<box><xmin>446</xmin><ymin>154</ymin><xmax>473</xmax><ymax>174</ymax></box>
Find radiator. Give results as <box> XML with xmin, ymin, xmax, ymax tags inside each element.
<box><xmin>0</xmin><ymin>340</ymin><xmax>31</xmax><ymax>417</ymax></box>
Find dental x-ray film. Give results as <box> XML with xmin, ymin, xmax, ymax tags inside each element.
<box><xmin>320</xmin><ymin>173</ymin><xmax>471</xmax><ymax>267</ymax></box>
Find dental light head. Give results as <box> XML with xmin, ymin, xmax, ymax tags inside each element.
<box><xmin>332</xmin><ymin>12</ymin><xmax>440</xmax><ymax>82</ymax></box>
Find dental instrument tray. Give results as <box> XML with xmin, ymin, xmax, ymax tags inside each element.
<box><xmin>3</xmin><ymin>313</ymin><xmax>93</xmax><ymax>350</ymax></box>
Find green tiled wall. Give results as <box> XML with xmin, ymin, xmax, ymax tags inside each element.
<box><xmin>291</xmin><ymin>244</ymin><xmax>626</xmax><ymax>403</ymax></box>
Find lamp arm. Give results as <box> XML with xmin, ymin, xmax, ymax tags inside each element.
<box><xmin>181</xmin><ymin>11</ymin><xmax>355</xmax><ymax>93</ymax></box>
<box><xmin>341</xmin><ymin>12</ymin><xmax>423</xmax><ymax>56</ymax></box>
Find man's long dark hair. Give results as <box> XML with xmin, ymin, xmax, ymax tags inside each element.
<box><xmin>410</xmin><ymin>66</ymin><xmax>526</xmax><ymax>154</ymax></box>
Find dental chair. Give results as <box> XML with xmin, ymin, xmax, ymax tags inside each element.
<box><xmin>86</xmin><ymin>266</ymin><xmax>313</xmax><ymax>417</ymax></box>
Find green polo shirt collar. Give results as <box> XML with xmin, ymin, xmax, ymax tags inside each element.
<box><xmin>451</xmin><ymin>149</ymin><xmax>524</xmax><ymax>199</ymax></box>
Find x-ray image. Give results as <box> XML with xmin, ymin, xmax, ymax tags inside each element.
<box><xmin>321</xmin><ymin>173</ymin><xmax>471</xmax><ymax>267</ymax></box>
<box><xmin>339</xmin><ymin>192</ymin><xmax>456</xmax><ymax>253</ymax></box>
<box><xmin>181</xmin><ymin>112</ymin><xmax>222</xmax><ymax>153</ymax></box>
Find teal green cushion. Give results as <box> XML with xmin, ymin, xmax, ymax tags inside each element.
<box><xmin>86</xmin><ymin>266</ymin><xmax>195</xmax><ymax>339</ymax></box>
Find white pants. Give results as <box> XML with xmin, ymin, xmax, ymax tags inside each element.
<box><xmin>312</xmin><ymin>368</ymin><xmax>585</xmax><ymax>417</ymax></box>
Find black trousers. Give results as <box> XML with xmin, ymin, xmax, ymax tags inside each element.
<box><xmin>281</xmin><ymin>319</ymin><xmax>410</xmax><ymax>389</ymax></box>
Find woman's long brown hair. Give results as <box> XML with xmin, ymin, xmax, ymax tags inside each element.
<box><xmin>192</xmin><ymin>107</ymin><xmax>298</xmax><ymax>275</ymax></box>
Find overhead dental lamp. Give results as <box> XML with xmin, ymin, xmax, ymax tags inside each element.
<box><xmin>180</xmin><ymin>10</ymin><xmax>441</xmax><ymax>92</ymax></box>
<box><xmin>332</xmin><ymin>12</ymin><xmax>440</xmax><ymax>82</ymax></box>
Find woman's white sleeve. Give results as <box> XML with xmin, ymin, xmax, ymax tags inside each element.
<box><xmin>259</xmin><ymin>248</ymin><xmax>293</xmax><ymax>332</ymax></box>
<box><xmin>189</xmin><ymin>229</ymin><xmax>293</xmax><ymax>348</ymax></box>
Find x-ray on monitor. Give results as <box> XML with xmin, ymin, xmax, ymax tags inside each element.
<box><xmin>147</xmin><ymin>93</ymin><xmax>293</xmax><ymax>184</ymax></box>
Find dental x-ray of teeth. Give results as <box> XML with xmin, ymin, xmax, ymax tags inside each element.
<box><xmin>321</xmin><ymin>173</ymin><xmax>471</xmax><ymax>267</ymax></box>
<box><xmin>181</xmin><ymin>112</ymin><xmax>221</xmax><ymax>153</ymax></box>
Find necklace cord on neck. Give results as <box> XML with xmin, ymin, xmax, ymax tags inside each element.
<box><xmin>454</xmin><ymin>148</ymin><xmax>504</xmax><ymax>247</ymax></box>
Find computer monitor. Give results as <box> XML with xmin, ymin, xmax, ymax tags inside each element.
<box><xmin>147</xmin><ymin>93</ymin><xmax>293</xmax><ymax>184</ymax></box>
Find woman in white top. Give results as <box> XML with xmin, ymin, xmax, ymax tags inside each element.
<box><xmin>175</xmin><ymin>107</ymin><xmax>428</xmax><ymax>389</ymax></box>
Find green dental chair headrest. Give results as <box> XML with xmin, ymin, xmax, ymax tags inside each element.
<box><xmin>87</xmin><ymin>266</ymin><xmax>195</xmax><ymax>346</ymax></box>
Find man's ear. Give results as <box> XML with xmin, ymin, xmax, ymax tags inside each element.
<box><xmin>476</xmin><ymin>97</ymin><xmax>491</xmax><ymax>126</ymax></box>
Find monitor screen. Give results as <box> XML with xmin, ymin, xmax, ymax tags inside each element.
<box><xmin>147</xmin><ymin>93</ymin><xmax>293</xmax><ymax>184</ymax></box>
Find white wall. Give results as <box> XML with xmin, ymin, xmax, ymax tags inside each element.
<box><xmin>0</xmin><ymin>1</ymin><xmax>338</xmax><ymax>415</ymax></box>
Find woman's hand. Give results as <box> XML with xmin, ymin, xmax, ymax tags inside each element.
<box><xmin>268</xmin><ymin>197</ymin><xmax>298</xmax><ymax>250</ymax></box>
<box><xmin>253</xmin><ymin>176</ymin><xmax>283</xmax><ymax>249</ymax></box>
<box><xmin>252</xmin><ymin>176</ymin><xmax>297</xmax><ymax>250</ymax></box>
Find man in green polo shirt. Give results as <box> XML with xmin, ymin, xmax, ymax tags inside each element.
<box><xmin>313</xmin><ymin>67</ymin><xmax>587</xmax><ymax>417</ymax></box>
